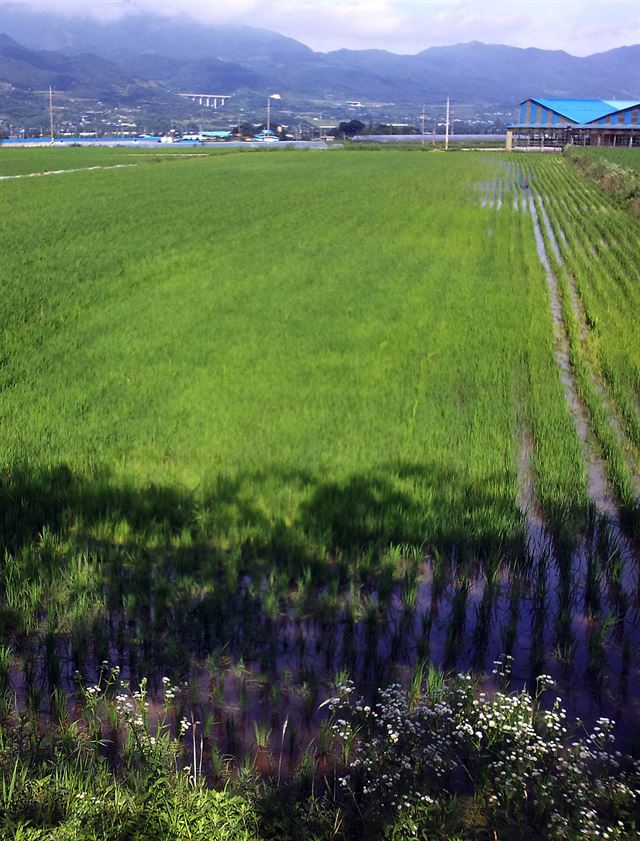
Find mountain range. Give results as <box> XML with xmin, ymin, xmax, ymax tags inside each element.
<box><xmin>0</xmin><ymin>5</ymin><xmax>638</xmax><ymax>126</ymax></box>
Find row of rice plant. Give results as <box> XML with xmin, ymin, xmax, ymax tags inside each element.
<box><xmin>525</xmin><ymin>154</ymin><xmax>639</xmax><ymax>537</ymax></box>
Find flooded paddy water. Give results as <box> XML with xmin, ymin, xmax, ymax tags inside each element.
<box><xmin>5</xmin><ymin>521</ymin><xmax>640</xmax><ymax>769</ymax></box>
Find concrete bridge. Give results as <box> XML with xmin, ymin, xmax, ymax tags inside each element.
<box><xmin>179</xmin><ymin>93</ymin><xmax>231</xmax><ymax>109</ymax></box>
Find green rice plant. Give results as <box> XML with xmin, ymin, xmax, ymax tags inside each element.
<box><xmin>425</xmin><ymin>662</ymin><xmax>445</xmax><ymax>702</ymax></box>
<box><xmin>298</xmin><ymin>679</ymin><xmax>317</xmax><ymax>721</ymax></box>
<box><xmin>529</xmin><ymin>565</ymin><xmax>548</xmax><ymax>679</ymax></box>
<box><xmin>224</xmin><ymin>715</ymin><xmax>237</xmax><ymax>752</ymax></box>
<box><xmin>0</xmin><ymin>645</ymin><xmax>11</xmax><ymax>694</ymax></box>
<box><xmin>431</xmin><ymin>551</ymin><xmax>449</xmax><ymax>601</ymax></box>
<box><xmin>363</xmin><ymin>595</ymin><xmax>379</xmax><ymax>637</ymax></box>
<box><xmin>584</xmin><ymin>549</ymin><xmax>603</xmax><ymax>620</ymax></box>
<box><xmin>332</xmin><ymin>669</ymin><xmax>350</xmax><ymax>692</ymax></box>
<box><xmin>239</xmin><ymin>678</ymin><xmax>248</xmax><ymax>711</ymax></box>
<box><xmin>554</xmin><ymin>599</ymin><xmax>575</xmax><ymax>665</ymax></box>
<box><xmin>52</xmin><ymin>685</ymin><xmax>69</xmax><ymax>725</ymax></box>
<box><xmin>210</xmin><ymin>745</ymin><xmax>231</xmax><ymax>781</ymax></box>
<box><xmin>211</xmin><ymin>675</ymin><xmax>225</xmax><ymax>710</ymax></box>
<box><xmin>471</xmin><ymin>583</ymin><xmax>494</xmax><ymax>669</ymax></box>
<box><xmin>296</xmin><ymin>747</ymin><xmax>316</xmax><ymax>796</ymax></box>
<box><xmin>0</xmin><ymin>150</ymin><xmax>576</xmax><ymax>568</ymax></box>
<box><xmin>263</xmin><ymin>589</ymin><xmax>279</xmax><ymax>623</ymax></box>
<box><xmin>269</xmin><ymin>681</ymin><xmax>281</xmax><ymax>712</ymax></box>
<box><xmin>421</xmin><ymin>605</ymin><xmax>434</xmax><ymax>640</ymax></box>
<box><xmin>252</xmin><ymin>720</ymin><xmax>272</xmax><ymax>751</ymax></box>
<box><xmin>528</xmin><ymin>159</ymin><xmax>639</xmax><ymax>535</ymax></box>
<box><xmin>587</xmin><ymin>616</ymin><xmax>615</xmax><ymax>684</ymax></box>
<box><xmin>377</xmin><ymin>557</ymin><xmax>396</xmax><ymax>608</ymax></box>
<box><xmin>445</xmin><ymin>579</ymin><xmax>470</xmax><ymax>664</ymax></box>
<box><xmin>502</xmin><ymin>579</ymin><xmax>524</xmax><ymax>658</ymax></box>
<box><xmin>408</xmin><ymin>659</ymin><xmax>426</xmax><ymax>711</ymax></box>
<box><xmin>401</xmin><ymin>568</ymin><xmax>419</xmax><ymax>613</ymax></box>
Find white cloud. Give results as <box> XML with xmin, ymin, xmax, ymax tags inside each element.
<box><xmin>1</xmin><ymin>0</ymin><xmax>638</xmax><ymax>54</ymax></box>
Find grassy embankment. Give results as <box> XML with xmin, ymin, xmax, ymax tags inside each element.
<box><xmin>565</xmin><ymin>145</ymin><xmax>640</xmax><ymax>174</ymax></box>
<box><xmin>563</xmin><ymin>145</ymin><xmax>640</xmax><ymax>211</ymax></box>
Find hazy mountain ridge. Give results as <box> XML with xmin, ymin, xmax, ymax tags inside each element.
<box><xmin>0</xmin><ymin>7</ymin><xmax>316</xmax><ymax>63</ymax></box>
<box><xmin>0</xmin><ymin>32</ymin><xmax>195</xmax><ymax>126</ymax></box>
<box><xmin>0</xmin><ymin>33</ymin><xmax>156</xmax><ymax>98</ymax></box>
<box><xmin>0</xmin><ymin>6</ymin><xmax>637</xmax><ymax>119</ymax></box>
<box><xmin>323</xmin><ymin>41</ymin><xmax>640</xmax><ymax>102</ymax></box>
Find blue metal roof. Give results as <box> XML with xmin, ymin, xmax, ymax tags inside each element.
<box><xmin>530</xmin><ymin>98</ymin><xmax>639</xmax><ymax>124</ymax></box>
<box><xmin>602</xmin><ymin>100</ymin><xmax>639</xmax><ymax>111</ymax></box>
<box><xmin>509</xmin><ymin>123</ymin><xmax>638</xmax><ymax>130</ymax></box>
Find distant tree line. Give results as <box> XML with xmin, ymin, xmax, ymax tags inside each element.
<box><xmin>330</xmin><ymin>117</ymin><xmax>508</xmax><ymax>138</ymax></box>
<box><xmin>329</xmin><ymin>120</ymin><xmax>420</xmax><ymax>138</ymax></box>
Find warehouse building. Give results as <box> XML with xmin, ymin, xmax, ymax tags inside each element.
<box><xmin>506</xmin><ymin>98</ymin><xmax>640</xmax><ymax>150</ymax></box>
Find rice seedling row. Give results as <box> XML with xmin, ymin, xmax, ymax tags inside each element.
<box><xmin>527</xmin><ymin>157</ymin><xmax>640</xmax><ymax>509</ymax></box>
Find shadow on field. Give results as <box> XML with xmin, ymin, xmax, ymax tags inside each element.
<box><xmin>0</xmin><ymin>459</ymin><xmax>531</xmax><ymax>680</ymax></box>
<box><xmin>3</xmin><ymin>460</ymin><xmax>632</xmax><ymax>723</ymax></box>
<box><xmin>1</xmin><ymin>461</ymin><xmax>524</xmax><ymax>566</ymax></box>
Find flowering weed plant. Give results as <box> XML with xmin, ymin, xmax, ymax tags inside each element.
<box><xmin>328</xmin><ymin>670</ymin><xmax>640</xmax><ymax>839</ymax></box>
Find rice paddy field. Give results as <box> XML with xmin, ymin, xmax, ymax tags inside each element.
<box><xmin>1</xmin><ymin>144</ymin><xmax>640</xmax><ymax>838</ymax></box>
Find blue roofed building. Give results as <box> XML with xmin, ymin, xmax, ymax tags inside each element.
<box><xmin>253</xmin><ymin>129</ymin><xmax>280</xmax><ymax>143</ymax></box>
<box><xmin>506</xmin><ymin>98</ymin><xmax>640</xmax><ymax>150</ymax></box>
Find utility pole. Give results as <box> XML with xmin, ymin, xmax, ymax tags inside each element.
<box><xmin>445</xmin><ymin>96</ymin><xmax>450</xmax><ymax>151</ymax></box>
<box><xmin>421</xmin><ymin>105</ymin><xmax>426</xmax><ymax>147</ymax></box>
<box><xmin>49</xmin><ymin>86</ymin><xmax>55</xmax><ymax>145</ymax></box>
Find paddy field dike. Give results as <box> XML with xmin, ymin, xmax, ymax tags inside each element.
<box><xmin>1</xmin><ymin>144</ymin><xmax>639</xmax><ymax>839</ymax></box>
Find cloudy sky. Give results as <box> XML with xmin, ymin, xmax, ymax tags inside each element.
<box><xmin>3</xmin><ymin>0</ymin><xmax>639</xmax><ymax>55</ymax></box>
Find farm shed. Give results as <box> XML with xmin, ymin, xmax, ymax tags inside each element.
<box><xmin>506</xmin><ymin>98</ymin><xmax>640</xmax><ymax>150</ymax></box>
